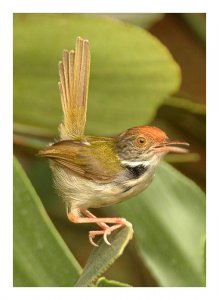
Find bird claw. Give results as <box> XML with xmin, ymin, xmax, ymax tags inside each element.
<box><xmin>89</xmin><ymin>234</ymin><xmax>99</xmax><ymax>247</ymax></box>
<box><xmin>88</xmin><ymin>224</ymin><xmax>125</xmax><ymax>247</ymax></box>
<box><xmin>88</xmin><ymin>229</ymin><xmax>112</xmax><ymax>247</ymax></box>
<box><xmin>103</xmin><ymin>230</ymin><xmax>111</xmax><ymax>246</ymax></box>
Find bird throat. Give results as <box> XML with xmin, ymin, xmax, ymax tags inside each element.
<box><xmin>125</xmin><ymin>163</ymin><xmax>149</xmax><ymax>179</ymax></box>
<box><xmin>119</xmin><ymin>160</ymin><xmax>153</xmax><ymax>195</ymax></box>
<box><xmin>121</xmin><ymin>160</ymin><xmax>151</xmax><ymax>180</ymax></box>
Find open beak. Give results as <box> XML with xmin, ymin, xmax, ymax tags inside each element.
<box><xmin>153</xmin><ymin>140</ymin><xmax>190</xmax><ymax>154</ymax></box>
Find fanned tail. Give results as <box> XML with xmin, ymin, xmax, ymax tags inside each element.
<box><xmin>58</xmin><ymin>37</ymin><xmax>90</xmax><ymax>139</ymax></box>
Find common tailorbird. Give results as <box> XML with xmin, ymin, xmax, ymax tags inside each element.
<box><xmin>38</xmin><ymin>37</ymin><xmax>189</xmax><ymax>246</ymax></box>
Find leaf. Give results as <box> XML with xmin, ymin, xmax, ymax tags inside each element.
<box><xmin>13</xmin><ymin>133</ymin><xmax>48</xmax><ymax>151</ymax></box>
<box><xmin>13</xmin><ymin>156</ymin><xmax>81</xmax><ymax>286</ymax></box>
<box><xmin>14</xmin><ymin>14</ymin><xmax>180</xmax><ymax>136</ymax></box>
<box><xmin>201</xmin><ymin>235</ymin><xmax>206</xmax><ymax>286</ymax></box>
<box><xmin>155</xmin><ymin>102</ymin><xmax>206</xmax><ymax>143</ymax></box>
<box><xmin>101</xmin><ymin>13</ymin><xmax>164</xmax><ymax>28</ymax></box>
<box><xmin>74</xmin><ymin>226</ymin><xmax>132</xmax><ymax>287</ymax></box>
<box><xmin>165</xmin><ymin>96</ymin><xmax>206</xmax><ymax>115</ymax></box>
<box><xmin>114</xmin><ymin>162</ymin><xmax>206</xmax><ymax>287</ymax></box>
<box><xmin>165</xmin><ymin>153</ymin><xmax>200</xmax><ymax>163</ymax></box>
<box><xmin>181</xmin><ymin>13</ymin><xmax>206</xmax><ymax>43</ymax></box>
<box><xmin>96</xmin><ymin>277</ymin><xmax>131</xmax><ymax>287</ymax></box>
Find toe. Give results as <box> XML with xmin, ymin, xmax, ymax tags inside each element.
<box><xmin>103</xmin><ymin>231</ymin><xmax>111</xmax><ymax>246</ymax></box>
<box><xmin>89</xmin><ymin>235</ymin><xmax>99</xmax><ymax>247</ymax></box>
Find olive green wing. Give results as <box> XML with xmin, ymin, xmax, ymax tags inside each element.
<box><xmin>38</xmin><ymin>140</ymin><xmax>121</xmax><ymax>183</ymax></box>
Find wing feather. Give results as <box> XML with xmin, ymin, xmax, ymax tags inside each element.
<box><xmin>38</xmin><ymin>140</ymin><xmax>121</xmax><ymax>183</ymax></box>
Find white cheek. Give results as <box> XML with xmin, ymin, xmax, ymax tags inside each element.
<box><xmin>121</xmin><ymin>160</ymin><xmax>150</xmax><ymax>168</ymax></box>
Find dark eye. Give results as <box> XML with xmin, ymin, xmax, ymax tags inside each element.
<box><xmin>136</xmin><ymin>136</ymin><xmax>146</xmax><ymax>147</ymax></box>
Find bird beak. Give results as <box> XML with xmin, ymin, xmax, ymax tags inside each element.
<box><xmin>153</xmin><ymin>140</ymin><xmax>190</xmax><ymax>154</ymax></box>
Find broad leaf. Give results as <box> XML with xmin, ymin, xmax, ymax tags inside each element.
<box><xmin>115</xmin><ymin>162</ymin><xmax>205</xmax><ymax>287</ymax></box>
<box><xmin>101</xmin><ymin>13</ymin><xmax>164</xmax><ymax>28</ymax></box>
<box><xmin>13</xmin><ymin>156</ymin><xmax>81</xmax><ymax>286</ymax></box>
<box><xmin>75</xmin><ymin>227</ymin><xmax>132</xmax><ymax>287</ymax></box>
<box><xmin>14</xmin><ymin>14</ymin><xmax>180</xmax><ymax>136</ymax></box>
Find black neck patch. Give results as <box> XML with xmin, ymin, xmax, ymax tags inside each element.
<box><xmin>125</xmin><ymin>163</ymin><xmax>149</xmax><ymax>179</ymax></box>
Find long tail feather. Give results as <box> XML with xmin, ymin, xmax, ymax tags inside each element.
<box><xmin>58</xmin><ymin>37</ymin><xmax>90</xmax><ymax>139</ymax></box>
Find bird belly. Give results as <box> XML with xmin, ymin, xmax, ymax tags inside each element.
<box><xmin>50</xmin><ymin>161</ymin><xmax>156</xmax><ymax>210</ymax></box>
<box><xmin>50</xmin><ymin>163</ymin><xmax>125</xmax><ymax>210</ymax></box>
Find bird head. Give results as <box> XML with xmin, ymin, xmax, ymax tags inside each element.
<box><xmin>116</xmin><ymin>126</ymin><xmax>189</xmax><ymax>165</ymax></box>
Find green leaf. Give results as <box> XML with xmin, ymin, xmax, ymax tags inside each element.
<box><xmin>165</xmin><ymin>153</ymin><xmax>200</xmax><ymax>163</ymax></box>
<box><xmin>96</xmin><ymin>277</ymin><xmax>131</xmax><ymax>287</ymax></box>
<box><xmin>14</xmin><ymin>14</ymin><xmax>180</xmax><ymax>136</ymax></box>
<box><xmin>201</xmin><ymin>235</ymin><xmax>206</xmax><ymax>286</ymax></box>
<box><xmin>181</xmin><ymin>13</ymin><xmax>206</xmax><ymax>43</ymax></box>
<box><xmin>165</xmin><ymin>96</ymin><xmax>206</xmax><ymax>115</ymax></box>
<box><xmin>13</xmin><ymin>156</ymin><xmax>81</xmax><ymax>286</ymax></box>
<box><xmin>115</xmin><ymin>162</ymin><xmax>206</xmax><ymax>287</ymax></box>
<box><xmin>101</xmin><ymin>13</ymin><xmax>164</xmax><ymax>28</ymax></box>
<box><xmin>74</xmin><ymin>226</ymin><xmax>132</xmax><ymax>287</ymax></box>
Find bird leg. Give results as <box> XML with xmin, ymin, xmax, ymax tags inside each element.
<box><xmin>82</xmin><ymin>210</ymin><xmax>125</xmax><ymax>246</ymax></box>
<box><xmin>83</xmin><ymin>209</ymin><xmax>110</xmax><ymax>230</ymax></box>
<box><xmin>67</xmin><ymin>209</ymin><xmax>133</xmax><ymax>247</ymax></box>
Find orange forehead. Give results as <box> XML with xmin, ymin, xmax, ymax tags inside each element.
<box><xmin>125</xmin><ymin>126</ymin><xmax>167</xmax><ymax>142</ymax></box>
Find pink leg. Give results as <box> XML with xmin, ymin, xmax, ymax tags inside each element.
<box><xmin>83</xmin><ymin>209</ymin><xmax>109</xmax><ymax>230</ymax></box>
<box><xmin>67</xmin><ymin>209</ymin><xmax>133</xmax><ymax>246</ymax></box>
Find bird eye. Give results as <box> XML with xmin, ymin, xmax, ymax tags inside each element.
<box><xmin>136</xmin><ymin>136</ymin><xmax>146</xmax><ymax>147</ymax></box>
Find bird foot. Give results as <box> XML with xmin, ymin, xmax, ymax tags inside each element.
<box><xmin>89</xmin><ymin>224</ymin><xmax>123</xmax><ymax>246</ymax></box>
<box><xmin>67</xmin><ymin>209</ymin><xmax>133</xmax><ymax>246</ymax></box>
<box><xmin>89</xmin><ymin>219</ymin><xmax>133</xmax><ymax>247</ymax></box>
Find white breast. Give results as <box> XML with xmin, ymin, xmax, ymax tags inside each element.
<box><xmin>50</xmin><ymin>155</ymin><xmax>161</xmax><ymax>210</ymax></box>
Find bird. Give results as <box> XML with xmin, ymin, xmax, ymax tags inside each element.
<box><xmin>38</xmin><ymin>37</ymin><xmax>189</xmax><ymax>247</ymax></box>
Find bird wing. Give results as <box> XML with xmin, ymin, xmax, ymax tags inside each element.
<box><xmin>58</xmin><ymin>37</ymin><xmax>90</xmax><ymax>139</ymax></box>
<box><xmin>38</xmin><ymin>139</ymin><xmax>121</xmax><ymax>183</ymax></box>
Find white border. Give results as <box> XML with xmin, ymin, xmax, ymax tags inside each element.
<box><xmin>3</xmin><ymin>0</ymin><xmax>208</xmax><ymax>13</ymax></box>
<box><xmin>0</xmin><ymin>3</ymin><xmax>13</xmax><ymax>290</ymax></box>
<box><xmin>0</xmin><ymin>0</ymin><xmax>217</xmax><ymax>299</ymax></box>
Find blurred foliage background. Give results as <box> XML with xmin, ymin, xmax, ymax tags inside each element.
<box><xmin>13</xmin><ymin>13</ymin><xmax>206</xmax><ymax>287</ymax></box>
